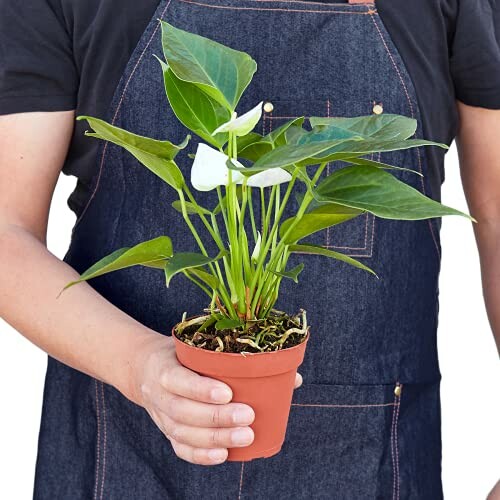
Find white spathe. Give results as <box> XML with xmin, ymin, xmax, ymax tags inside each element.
<box><xmin>191</xmin><ymin>143</ymin><xmax>245</xmax><ymax>191</ymax></box>
<box><xmin>251</xmin><ymin>231</ymin><xmax>262</xmax><ymax>263</ymax></box>
<box><xmin>212</xmin><ymin>101</ymin><xmax>263</xmax><ymax>137</ymax></box>
<box><xmin>246</xmin><ymin>168</ymin><xmax>292</xmax><ymax>188</ymax></box>
<box><xmin>191</xmin><ymin>143</ymin><xmax>293</xmax><ymax>191</ymax></box>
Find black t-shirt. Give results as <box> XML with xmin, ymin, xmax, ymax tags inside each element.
<box><xmin>1</xmin><ymin>0</ymin><xmax>500</xmax><ymax>216</ymax></box>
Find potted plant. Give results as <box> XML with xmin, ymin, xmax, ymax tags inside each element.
<box><xmin>62</xmin><ymin>22</ymin><xmax>473</xmax><ymax>461</ymax></box>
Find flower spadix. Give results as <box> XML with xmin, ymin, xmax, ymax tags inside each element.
<box><xmin>212</xmin><ymin>101</ymin><xmax>263</xmax><ymax>137</ymax></box>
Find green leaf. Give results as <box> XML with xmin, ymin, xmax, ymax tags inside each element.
<box><xmin>172</xmin><ymin>200</ymin><xmax>213</xmax><ymax>216</ymax></box>
<box><xmin>289</xmin><ymin>244</ymin><xmax>377</xmax><ymax>277</ymax></box>
<box><xmin>279</xmin><ymin>204</ymin><xmax>363</xmax><ymax>244</ymax></box>
<box><xmin>271</xmin><ymin>263</ymin><xmax>305</xmax><ymax>283</ymax></box>
<box><xmin>157</xmin><ymin>58</ymin><xmax>230</xmax><ymax>148</ymax></box>
<box><xmin>237</xmin><ymin>118</ymin><xmax>305</xmax><ymax>162</ymax></box>
<box><xmin>78</xmin><ymin>116</ymin><xmax>187</xmax><ymax>189</ymax></box>
<box><xmin>63</xmin><ymin>236</ymin><xmax>174</xmax><ymax>290</ymax></box>
<box><xmin>164</xmin><ymin>252</ymin><xmax>223</xmax><ymax>286</ymax></box>
<box><xmin>215</xmin><ymin>318</ymin><xmax>242</xmax><ymax>330</ymax></box>
<box><xmin>345</xmin><ymin>156</ymin><xmax>422</xmax><ymax>176</ymax></box>
<box><xmin>315</xmin><ymin>165</ymin><xmax>474</xmax><ymax>220</ymax></box>
<box><xmin>244</xmin><ymin>139</ymin><xmax>350</xmax><ymax>173</ymax></box>
<box><xmin>161</xmin><ymin>21</ymin><xmax>257</xmax><ymax>111</ymax></box>
<box><xmin>309</xmin><ymin>114</ymin><xmax>418</xmax><ymax>141</ymax></box>
<box><xmin>311</xmin><ymin>138</ymin><xmax>448</xmax><ymax>163</ymax></box>
<box><xmin>186</xmin><ymin>267</ymin><xmax>220</xmax><ymax>290</ymax></box>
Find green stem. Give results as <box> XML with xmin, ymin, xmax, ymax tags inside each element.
<box><xmin>250</xmin><ymin>162</ymin><xmax>327</xmax><ymax>316</ymax></box>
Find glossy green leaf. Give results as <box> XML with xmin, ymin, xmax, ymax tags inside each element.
<box><xmin>63</xmin><ymin>236</ymin><xmax>174</xmax><ymax>290</ymax></box>
<box><xmin>79</xmin><ymin>116</ymin><xmax>187</xmax><ymax>189</ymax></box>
<box><xmin>215</xmin><ymin>318</ymin><xmax>242</xmax><ymax>330</ymax></box>
<box><xmin>293</xmin><ymin>125</ymin><xmax>362</xmax><ymax>145</ymax></box>
<box><xmin>242</xmin><ymin>139</ymin><xmax>350</xmax><ymax>173</ymax></box>
<box><xmin>172</xmin><ymin>200</ymin><xmax>213</xmax><ymax>216</ymax></box>
<box><xmin>244</xmin><ymin>132</ymin><xmax>448</xmax><ymax>172</ymax></box>
<box><xmin>345</xmin><ymin>156</ymin><xmax>422</xmax><ymax>176</ymax></box>
<box><xmin>270</xmin><ymin>263</ymin><xmax>305</xmax><ymax>283</ymax></box>
<box><xmin>289</xmin><ymin>244</ymin><xmax>377</xmax><ymax>277</ymax></box>
<box><xmin>279</xmin><ymin>204</ymin><xmax>363</xmax><ymax>244</ymax></box>
<box><xmin>186</xmin><ymin>267</ymin><xmax>220</xmax><ymax>290</ymax></box>
<box><xmin>311</xmin><ymin>138</ymin><xmax>448</xmax><ymax>163</ymax></box>
<box><xmin>309</xmin><ymin>114</ymin><xmax>418</xmax><ymax>141</ymax></box>
<box><xmin>237</xmin><ymin>118</ymin><xmax>305</xmax><ymax>162</ymax></box>
<box><xmin>234</xmin><ymin>119</ymin><xmax>305</xmax><ymax>162</ymax></box>
<box><xmin>158</xmin><ymin>58</ymin><xmax>230</xmax><ymax>147</ymax></box>
<box><xmin>164</xmin><ymin>252</ymin><xmax>223</xmax><ymax>286</ymax></box>
<box><xmin>315</xmin><ymin>165</ymin><xmax>473</xmax><ymax>220</ymax></box>
<box><xmin>161</xmin><ymin>21</ymin><xmax>257</xmax><ymax>111</ymax></box>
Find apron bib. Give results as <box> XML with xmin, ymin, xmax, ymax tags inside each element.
<box><xmin>34</xmin><ymin>1</ymin><xmax>443</xmax><ymax>498</ymax></box>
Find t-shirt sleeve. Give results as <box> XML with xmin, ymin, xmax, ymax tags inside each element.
<box><xmin>450</xmin><ymin>0</ymin><xmax>500</xmax><ymax>108</ymax></box>
<box><xmin>0</xmin><ymin>0</ymin><xmax>78</xmax><ymax>115</ymax></box>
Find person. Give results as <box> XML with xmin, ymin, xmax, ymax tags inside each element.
<box><xmin>0</xmin><ymin>0</ymin><xmax>499</xmax><ymax>498</ymax></box>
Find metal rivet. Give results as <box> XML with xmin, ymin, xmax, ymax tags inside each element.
<box><xmin>373</xmin><ymin>103</ymin><xmax>383</xmax><ymax>115</ymax></box>
<box><xmin>394</xmin><ymin>385</ymin><xmax>402</xmax><ymax>397</ymax></box>
<box><xmin>263</xmin><ymin>102</ymin><xmax>274</xmax><ymax>113</ymax></box>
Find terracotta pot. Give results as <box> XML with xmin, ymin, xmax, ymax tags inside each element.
<box><xmin>172</xmin><ymin>325</ymin><xmax>309</xmax><ymax>461</ymax></box>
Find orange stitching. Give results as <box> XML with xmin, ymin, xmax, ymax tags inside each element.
<box><xmin>326</xmin><ymin>98</ymin><xmax>332</xmax><ymax>249</ymax></box>
<box><xmin>394</xmin><ymin>384</ymin><xmax>402</xmax><ymax>499</ymax></box>
<box><xmin>99</xmin><ymin>382</ymin><xmax>107</xmax><ymax>500</ymax></box>
<box><xmin>93</xmin><ymin>380</ymin><xmax>101</xmax><ymax>500</ymax></box>
<box><xmin>291</xmin><ymin>402</ymin><xmax>396</xmax><ymax>408</ymax></box>
<box><xmin>369</xmin><ymin>13</ymin><xmax>440</xmax><ymax>258</ymax></box>
<box><xmin>251</xmin><ymin>0</ymin><xmax>373</xmax><ymax>6</ymax></box>
<box><xmin>390</xmin><ymin>388</ymin><xmax>397</xmax><ymax>500</ymax></box>
<box><xmin>73</xmin><ymin>0</ymin><xmax>174</xmax><ymax>232</ymax></box>
<box><xmin>238</xmin><ymin>462</ymin><xmax>245</xmax><ymax>499</ymax></box>
<box><xmin>178</xmin><ymin>0</ymin><xmax>375</xmax><ymax>14</ymax></box>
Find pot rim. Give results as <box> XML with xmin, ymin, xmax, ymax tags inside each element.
<box><xmin>171</xmin><ymin>318</ymin><xmax>310</xmax><ymax>358</ymax></box>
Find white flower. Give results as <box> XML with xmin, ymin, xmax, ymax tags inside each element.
<box><xmin>251</xmin><ymin>232</ymin><xmax>262</xmax><ymax>263</ymax></box>
<box><xmin>212</xmin><ymin>101</ymin><xmax>263</xmax><ymax>137</ymax></box>
<box><xmin>191</xmin><ymin>143</ymin><xmax>245</xmax><ymax>191</ymax></box>
<box><xmin>191</xmin><ymin>143</ymin><xmax>293</xmax><ymax>192</ymax></box>
<box><xmin>246</xmin><ymin>168</ymin><xmax>292</xmax><ymax>188</ymax></box>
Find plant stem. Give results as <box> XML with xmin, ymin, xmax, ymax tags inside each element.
<box><xmin>250</xmin><ymin>162</ymin><xmax>328</xmax><ymax>316</ymax></box>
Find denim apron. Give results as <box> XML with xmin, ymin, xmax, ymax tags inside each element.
<box><xmin>34</xmin><ymin>0</ymin><xmax>444</xmax><ymax>498</ymax></box>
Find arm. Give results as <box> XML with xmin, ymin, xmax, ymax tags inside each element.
<box><xmin>0</xmin><ymin>111</ymin><xmax>270</xmax><ymax>464</ymax></box>
<box><xmin>456</xmin><ymin>101</ymin><xmax>500</xmax><ymax>356</ymax></box>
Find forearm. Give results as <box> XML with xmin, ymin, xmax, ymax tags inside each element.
<box><xmin>0</xmin><ymin>223</ymin><xmax>160</xmax><ymax>400</ymax></box>
<box><xmin>472</xmin><ymin>218</ymin><xmax>500</xmax><ymax>356</ymax></box>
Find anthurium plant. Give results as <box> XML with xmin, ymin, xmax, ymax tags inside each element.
<box><xmin>63</xmin><ymin>22</ymin><xmax>472</xmax><ymax>353</ymax></box>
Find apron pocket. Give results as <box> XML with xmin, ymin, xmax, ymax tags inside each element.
<box><xmin>258</xmin><ymin>98</ymin><xmax>376</xmax><ymax>258</ymax></box>
<box><xmin>239</xmin><ymin>382</ymin><xmax>401</xmax><ymax>499</ymax></box>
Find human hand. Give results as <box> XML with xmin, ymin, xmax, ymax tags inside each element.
<box><xmin>487</xmin><ymin>480</ymin><xmax>500</xmax><ymax>500</ymax></box>
<box><xmin>129</xmin><ymin>333</ymin><xmax>303</xmax><ymax>465</ymax></box>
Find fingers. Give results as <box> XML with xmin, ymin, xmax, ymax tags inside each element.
<box><xmin>162</xmin><ymin>395</ymin><xmax>255</xmax><ymax>428</ymax></box>
<box><xmin>161</xmin><ymin>363</ymin><xmax>233</xmax><ymax>404</ymax></box>
<box><xmin>169</xmin><ymin>437</ymin><xmax>228</xmax><ymax>466</ymax></box>
<box><xmin>161</xmin><ymin>413</ymin><xmax>254</xmax><ymax>449</ymax></box>
<box><xmin>294</xmin><ymin>372</ymin><xmax>303</xmax><ymax>389</ymax></box>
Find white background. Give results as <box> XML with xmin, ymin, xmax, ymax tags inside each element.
<box><xmin>0</xmin><ymin>144</ymin><xmax>499</xmax><ymax>499</ymax></box>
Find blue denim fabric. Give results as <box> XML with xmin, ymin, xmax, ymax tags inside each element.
<box><xmin>34</xmin><ymin>0</ymin><xmax>444</xmax><ymax>498</ymax></box>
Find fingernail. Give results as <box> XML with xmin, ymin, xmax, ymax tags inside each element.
<box><xmin>231</xmin><ymin>428</ymin><xmax>253</xmax><ymax>446</ymax></box>
<box><xmin>208</xmin><ymin>449</ymin><xmax>227</xmax><ymax>463</ymax></box>
<box><xmin>232</xmin><ymin>408</ymin><xmax>254</xmax><ymax>425</ymax></box>
<box><xmin>211</xmin><ymin>387</ymin><xmax>232</xmax><ymax>403</ymax></box>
